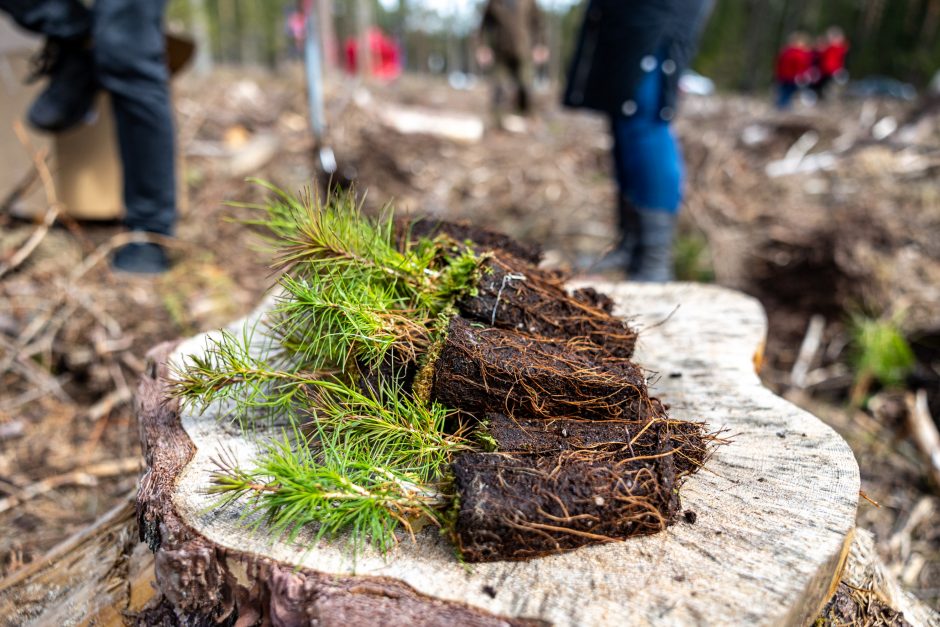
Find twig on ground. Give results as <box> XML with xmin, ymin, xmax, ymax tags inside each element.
<box><xmin>0</xmin><ymin>387</ymin><xmax>56</xmax><ymax>415</ymax></box>
<box><xmin>0</xmin><ymin>164</ymin><xmax>39</xmax><ymax>214</ymax></box>
<box><xmin>0</xmin><ymin>123</ymin><xmax>63</xmax><ymax>279</ymax></box>
<box><xmin>72</xmin><ymin>290</ymin><xmax>123</xmax><ymax>338</ymax></box>
<box><xmin>13</xmin><ymin>121</ymin><xmax>59</xmax><ymax>206</ymax></box>
<box><xmin>0</xmin><ymin>421</ymin><xmax>24</xmax><ymax>442</ymax></box>
<box><xmin>16</xmin><ymin>301</ymin><xmax>79</xmax><ymax>366</ymax></box>
<box><xmin>0</xmin><ymin>336</ymin><xmax>71</xmax><ymax>405</ymax></box>
<box><xmin>906</xmin><ymin>390</ymin><xmax>940</xmax><ymax>492</ymax></box>
<box><xmin>82</xmin><ymin>387</ymin><xmax>133</xmax><ymax>424</ymax></box>
<box><xmin>0</xmin><ymin>491</ymin><xmax>136</xmax><ymax>592</ymax></box>
<box><xmin>0</xmin><ymin>204</ymin><xmax>59</xmax><ymax>279</ymax></box>
<box><xmin>790</xmin><ymin>314</ymin><xmax>826</xmax><ymax>389</ymax></box>
<box><xmin>7</xmin><ymin>361</ymin><xmax>70</xmax><ymax>404</ymax></box>
<box><xmin>0</xmin><ymin>457</ymin><xmax>140</xmax><ymax>516</ymax></box>
<box><xmin>887</xmin><ymin>496</ymin><xmax>935</xmax><ymax>576</ymax></box>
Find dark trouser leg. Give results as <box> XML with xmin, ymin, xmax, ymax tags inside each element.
<box><xmin>812</xmin><ymin>75</ymin><xmax>831</xmax><ymax>100</ymax></box>
<box><xmin>510</xmin><ymin>58</ymin><xmax>531</xmax><ymax>114</ymax></box>
<box><xmin>92</xmin><ymin>0</ymin><xmax>176</xmax><ymax>236</ymax></box>
<box><xmin>0</xmin><ymin>0</ymin><xmax>89</xmax><ymax>39</ymax></box>
<box><xmin>776</xmin><ymin>81</ymin><xmax>797</xmax><ymax>109</ymax></box>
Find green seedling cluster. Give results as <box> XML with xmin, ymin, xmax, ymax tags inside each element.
<box><xmin>850</xmin><ymin>313</ymin><xmax>915</xmax><ymax>391</ymax></box>
<box><xmin>172</xmin><ymin>184</ymin><xmax>484</xmax><ymax>551</ymax></box>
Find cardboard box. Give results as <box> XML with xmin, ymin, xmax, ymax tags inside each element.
<box><xmin>55</xmin><ymin>94</ymin><xmax>125</xmax><ymax>220</ymax></box>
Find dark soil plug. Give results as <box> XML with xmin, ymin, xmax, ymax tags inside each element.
<box><xmin>452</xmin><ymin>441</ymin><xmax>679</xmax><ymax>561</ymax></box>
<box><xmin>396</xmin><ymin>217</ymin><xmax>543</xmax><ymax>266</ymax></box>
<box><xmin>457</xmin><ymin>256</ymin><xmax>638</xmax><ymax>358</ymax></box>
<box><xmin>432</xmin><ymin>316</ymin><xmax>648</xmax><ymax>421</ymax></box>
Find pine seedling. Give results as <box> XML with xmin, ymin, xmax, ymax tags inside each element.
<box><xmin>174</xmin><ymin>185</ymin><xmax>710</xmax><ymax>563</ymax></box>
<box><xmin>273</xmin><ymin>269</ymin><xmax>431</xmax><ymax>371</ymax></box>
<box><xmin>173</xmin><ymin>184</ymin><xmax>485</xmax><ymax>552</ymax></box>
<box><xmin>171</xmin><ymin>325</ymin><xmax>330</xmax><ymax>428</ymax></box>
<box><xmin>208</xmin><ymin>379</ymin><xmax>465</xmax><ymax>551</ymax></box>
<box><xmin>209</xmin><ymin>425</ymin><xmax>452</xmax><ymax>553</ymax></box>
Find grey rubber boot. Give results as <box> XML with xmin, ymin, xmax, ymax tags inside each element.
<box><xmin>629</xmin><ymin>209</ymin><xmax>677</xmax><ymax>283</ymax></box>
<box><xmin>592</xmin><ymin>197</ymin><xmax>641</xmax><ymax>273</ymax></box>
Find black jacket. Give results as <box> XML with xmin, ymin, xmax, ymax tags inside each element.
<box><xmin>563</xmin><ymin>0</ymin><xmax>711</xmax><ymax>119</ymax></box>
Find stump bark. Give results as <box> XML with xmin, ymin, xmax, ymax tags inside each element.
<box><xmin>136</xmin><ymin>282</ymin><xmax>860</xmax><ymax>626</ymax></box>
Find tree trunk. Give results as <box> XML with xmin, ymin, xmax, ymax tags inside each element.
<box><xmin>355</xmin><ymin>0</ymin><xmax>372</xmax><ymax>78</ymax></box>
<box><xmin>317</xmin><ymin>0</ymin><xmax>338</xmax><ymax>72</ymax></box>
<box><xmin>135</xmin><ymin>283</ymin><xmax>861</xmax><ymax>625</ymax></box>
<box><xmin>187</xmin><ymin>0</ymin><xmax>213</xmax><ymax>75</ymax></box>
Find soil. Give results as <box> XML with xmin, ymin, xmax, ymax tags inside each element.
<box><xmin>481</xmin><ymin>412</ymin><xmax>707</xmax><ymax>478</ymax></box>
<box><xmin>397</xmin><ymin>216</ymin><xmax>544</xmax><ymax>266</ymax></box>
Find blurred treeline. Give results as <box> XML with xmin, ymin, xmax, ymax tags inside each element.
<box><xmin>697</xmin><ymin>0</ymin><xmax>940</xmax><ymax>89</ymax></box>
<box><xmin>166</xmin><ymin>0</ymin><xmax>940</xmax><ymax>89</ymax></box>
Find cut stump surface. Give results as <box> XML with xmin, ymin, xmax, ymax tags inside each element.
<box><xmin>137</xmin><ymin>282</ymin><xmax>860</xmax><ymax>626</ymax></box>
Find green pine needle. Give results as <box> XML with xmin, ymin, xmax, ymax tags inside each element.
<box><xmin>209</xmin><ymin>429</ymin><xmax>451</xmax><ymax>552</ymax></box>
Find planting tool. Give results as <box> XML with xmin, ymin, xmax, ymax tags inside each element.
<box><xmin>303</xmin><ymin>0</ymin><xmax>343</xmax><ymax>183</ymax></box>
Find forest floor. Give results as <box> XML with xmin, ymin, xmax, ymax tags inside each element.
<box><xmin>0</xmin><ymin>69</ymin><xmax>938</xmax><ymax>613</ymax></box>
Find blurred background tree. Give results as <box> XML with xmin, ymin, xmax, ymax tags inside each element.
<box><xmin>697</xmin><ymin>0</ymin><xmax>940</xmax><ymax>90</ymax></box>
<box><xmin>165</xmin><ymin>0</ymin><xmax>940</xmax><ymax>89</ymax></box>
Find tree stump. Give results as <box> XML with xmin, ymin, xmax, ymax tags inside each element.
<box><xmin>136</xmin><ymin>282</ymin><xmax>860</xmax><ymax>626</ymax></box>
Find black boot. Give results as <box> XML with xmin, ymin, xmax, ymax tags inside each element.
<box><xmin>111</xmin><ymin>242</ymin><xmax>169</xmax><ymax>274</ymax></box>
<box><xmin>26</xmin><ymin>38</ymin><xmax>97</xmax><ymax>133</ymax></box>
<box><xmin>592</xmin><ymin>196</ymin><xmax>640</xmax><ymax>273</ymax></box>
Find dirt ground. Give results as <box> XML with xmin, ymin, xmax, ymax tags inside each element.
<box><xmin>1</xmin><ymin>69</ymin><xmax>938</xmax><ymax>614</ymax></box>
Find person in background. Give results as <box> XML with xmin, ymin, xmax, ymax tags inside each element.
<box><xmin>286</xmin><ymin>4</ymin><xmax>306</xmax><ymax>59</ymax></box>
<box><xmin>344</xmin><ymin>27</ymin><xmax>402</xmax><ymax>81</ymax></box>
<box><xmin>564</xmin><ymin>0</ymin><xmax>712</xmax><ymax>282</ymax></box>
<box><xmin>813</xmin><ymin>26</ymin><xmax>849</xmax><ymax>100</ymax></box>
<box><xmin>476</xmin><ymin>0</ymin><xmax>548</xmax><ymax>119</ymax></box>
<box><xmin>775</xmin><ymin>32</ymin><xmax>814</xmax><ymax>109</ymax></box>
<box><xmin>1</xmin><ymin>0</ymin><xmax>177</xmax><ymax>274</ymax></box>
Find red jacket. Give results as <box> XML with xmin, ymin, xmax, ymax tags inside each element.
<box><xmin>818</xmin><ymin>41</ymin><xmax>848</xmax><ymax>77</ymax></box>
<box><xmin>776</xmin><ymin>44</ymin><xmax>814</xmax><ymax>83</ymax></box>
<box><xmin>344</xmin><ymin>28</ymin><xmax>402</xmax><ymax>80</ymax></box>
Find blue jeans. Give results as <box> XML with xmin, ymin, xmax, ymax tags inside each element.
<box><xmin>610</xmin><ymin>62</ymin><xmax>683</xmax><ymax>214</ymax></box>
<box><xmin>2</xmin><ymin>0</ymin><xmax>177</xmax><ymax>235</ymax></box>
